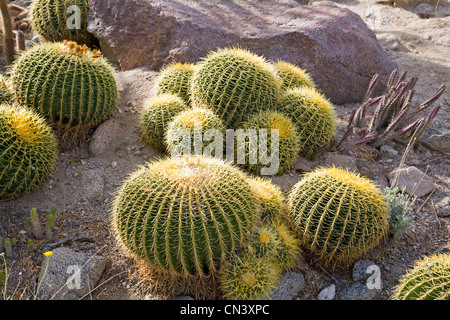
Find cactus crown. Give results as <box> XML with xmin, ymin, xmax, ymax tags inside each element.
<box><xmin>0</xmin><ymin>104</ymin><xmax>58</xmax><ymax>200</ymax></box>
<box><xmin>393</xmin><ymin>253</ymin><xmax>450</xmax><ymax>300</ymax></box>
<box><xmin>112</xmin><ymin>155</ymin><xmax>260</xmax><ymax>277</ymax></box>
<box><xmin>288</xmin><ymin>166</ymin><xmax>389</xmax><ymax>267</ymax></box>
<box><xmin>155</xmin><ymin>62</ymin><xmax>197</xmax><ymax>104</ymax></box>
<box><xmin>190</xmin><ymin>47</ymin><xmax>281</xmax><ymax>128</ymax></box>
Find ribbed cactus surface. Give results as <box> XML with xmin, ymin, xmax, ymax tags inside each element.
<box><xmin>112</xmin><ymin>155</ymin><xmax>260</xmax><ymax>277</ymax></box>
<box><xmin>190</xmin><ymin>47</ymin><xmax>281</xmax><ymax>128</ymax></box>
<box><xmin>0</xmin><ymin>104</ymin><xmax>58</xmax><ymax>200</ymax></box>
<box><xmin>247</xmin><ymin>177</ymin><xmax>286</xmax><ymax>222</ymax></box>
<box><xmin>0</xmin><ymin>76</ymin><xmax>13</xmax><ymax>104</ymax></box>
<box><xmin>30</xmin><ymin>0</ymin><xmax>92</xmax><ymax>45</ymax></box>
<box><xmin>273</xmin><ymin>61</ymin><xmax>316</xmax><ymax>90</ymax></box>
<box><xmin>166</xmin><ymin>107</ymin><xmax>225</xmax><ymax>157</ymax></box>
<box><xmin>288</xmin><ymin>167</ymin><xmax>389</xmax><ymax>267</ymax></box>
<box><xmin>11</xmin><ymin>41</ymin><xmax>118</xmax><ymax>128</ymax></box>
<box><xmin>237</xmin><ymin>110</ymin><xmax>301</xmax><ymax>175</ymax></box>
<box><xmin>278</xmin><ymin>87</ymin><xmax>336</xmax><ymax>158</ymax></box>
<box><xmin>393</xmin><ymin>253</ymin><xmax>450</xmax><ymax>300</ymax></box>
<box><xmin>139</xmin><ymin>94</ymin><xmax>188</xmax><ymax>151</ymax></box>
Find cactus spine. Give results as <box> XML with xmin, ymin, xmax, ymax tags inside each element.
<box><xmin>139</xmin><ymin>94</ymin><xmax>189</xmax><ymax>151</ymax></box>
<box><xmin>278</xmin><ymin>87</ymin><xmax>336</xmax><ymax>158</ymax></box>
<box><xmin>190</xmin><ymin>47</ymin><xmax>281</xmax><ymax>128</ymax></box>
<box><xmin>11</xmin><ymin>41</ymin><xmax>118</xmax><ymax>129</ymax></box>
<box><xmin>112</xmin><ymin>155</ymin><xmax>260</xmax><ymax>277</ymax></box>
<box><xmin>288</xmin><ymin>167</ymin><xmax>389</xmax><ymax>267</ymax></box>
<box><xmin>0</xmin><ymin>104</ymin><xmax>58</xmax><ymax>201</ymax></box>
<box><xmin>393</xmin><ymin>253</ymin><xmax>450</xmax><ymax>300</ymax></box>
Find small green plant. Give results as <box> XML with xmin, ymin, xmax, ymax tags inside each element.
<box><xmin>25</xmin><ymin>206</ymin><xmax>58</xmax><ymax>241</ymax></box>
<box><xmin>34</xmin><ymin>251</ymin><xmax>53</xmax><ymax>300</ymax></box>
<box><xmin>0</xmin><ymin>252</ymin><xmax>9</xmax><ymax>300</ymax></box>
<box><xmin>383</xmin><ymin>187</ymin><xmax>415</xmax><ymax>246</ymax></box>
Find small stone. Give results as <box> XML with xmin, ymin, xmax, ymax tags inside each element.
<box><xmin>89</xmin><ymin>119</ymin><xmax>121</xmax><ymax>157</ymax></box>
<box><xmin>436</xmin><ymin>196</ymin><xmax>450</xmax><ymax>217</ymax></box>
<box><xmin>173</xmin><ymin>295</ymin><xmax>195</xmax><ymax>300</ymax></box>
<box><xmin>388</xmin><ymin>165</ymin><xmax>435</xmax><ymax>197</ymax></box>
<box><xmin>318</xmin><ymin>284</ymin><xmax>335</xmax><ymax>300</ymax></box>
<box><xmin>337</xmin><ymin>282</ymin><xmax>381</xmax><ymax>300</ymax></box>
<box><xmin>422</xmin><ymin>129</ymin><xmax>450</xmax><ymax>154</ymax></box>
<box><xmin>269</xmin><ymin>272</ymin><xmax>306</xmax><ymax>300</ymax></box>
<box><xmin>352</xmin><ymin>260</ymin><xmax>378</xmax><ymax>283</ymax></box>
<box><xmin>380</xmin><ymin>145</ymin><xmax>399</xmax><ymax>158</ymax></box>
<box><xmin>321</xmin><ymin>153</ymin><xmax>358</xmax><ymax>172</ymax></box>
<box><xmin>111</xmin><ymin>161</ymin><xmax>118</xmax><ymax>168</ymax></box>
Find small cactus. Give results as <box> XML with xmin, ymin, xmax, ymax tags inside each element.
<box><xmin>273</xmin><ymin>61</ymin><xmax>316</xmax><ymax>90</ymax></box>
<box><xmin>393</xmin><ymin>253</ymin><xmax>450</xmax><ymax>300</ymax></box>
<box><xmin>11</xmin><ymin>41</ymin><xmax>118</xmax><ymax>129</ymax></box>
<box><xmin>166</xmin><ymin>107</ymin><xmax>225</xmax><ymax>157</ymax></box>
<box><xmin>278</xmin><ymin>87</ymin><xmax>336</xmax><ymax>158</ymax></box>
<box><xmin>139</xmin><ymin>94</ymin><xmax>189</xmax><ymax>151</ymax></box>
<box><xmin>288</xmin><ymin>166</ymin><xmax>389</xmax><ymax>267</ymax></box>
<box><xmin>237</xmin><ymin>110</ymin><xmax>301</xmax><ymax>175</ymax></box>
<box><xmin>247</xmin><ymin>177</ymin><xmax>286</xmax><ymax>222</ymax></box>
<box><xmin>190</xmin><ymin>47</ymin><xmax>281</xmax><ymax>128</ymax></box>
<box><xmin>30</xmin><ymin>0</ymin><xmax>93</xmax><ymax>45</ymax></box>
<box><xmin>155</xmin><ymin>63</ymin><xmax>197</xmax><ymax>105</ymax></box>
<box><xmin>0</xmin><ymin>104</ymin><xmax>58</xmax><ymax>201</ymax></box>
<box><xmin>218</xmin><ymin>253</ymin><xmax>281</xmax><ymax>300</ymax></box>
<box><xmin>30</xmin><ymin>208</ymin><xmax>44</xmax><ymax>240</ymax></box>
<box><xmin>112</xmin><ymin>155</ymin><xmax>260</xmax><ymax>277</ymax></box>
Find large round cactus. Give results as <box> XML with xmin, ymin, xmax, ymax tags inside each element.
<box><xmin>112</xmin><ymin>155</ymin><xmax>260</xmax><ymax>277</ymax></box>
<box><xmin>11</xmin><ymin>41</ymin><xmax>118</xmax><ymax>128</ymax></box>
<box><xmin>273</xmin><ymin>61</ymin><xmax>316</xmax><ymax>90</ymax></box>
<box><xmin>393</xmin><ymin>253</ymin><xmax>450</xmax><ymax>300</ymax></box>
<box><xmin>237</xmin><ymin>110</ymin><xmax>301</xmax><ymax>176</ymax></box>
<box><xmin>30</xmin><ymin>0</ymin><xmax>93</xmax><ymax>45</ymax></box>
<box><xmin>247</xmin><ymin>177</ymin><xmax>286</xmax><ymax>222</ymax></box>
<box><xmin>139</xmin><ymin>94</ymin><xmax>188</xmax><ymax>151</ymax></box>
<box><xmin>190</xmin><ymin>47</ymin><xmax>281</xmax><ymax>128</ymax></box>
<box><xmin>165</xmin><ymin>107</ymin><xmax>225</xmax><ymax>157</ymax></box>
<box><xmin>278</xmin><ymin>87</ymin><xmax>336</xmax><ymax>158</ymax></box>
<box><xmin>155</xmin><ymin>63</ymin><xmax>197</xmax><ymax>105</ymax></box>
<box><xmin>288</xmin><ymin>167</ymin><xmax>389</xmax><ymax>267</ymax></box>
<box><xmin>0</xmin><ymin>104</ymin><xmax>58</xmax><ymax>201</ymax></box>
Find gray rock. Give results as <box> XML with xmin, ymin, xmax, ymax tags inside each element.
<box><xmin>436</xmin><ymin>196</ymin><xmax>450</xmax><ymax>217</ymax></box>
<box><xmin>87</xmin><ymin>0</ymin><xmax>397</xmax><ymax>105</ymax></box>
<box><xmin>337</xmin><ymin>282</ymin><xmax>381</xmax><ymax>300</ymax></box>
<box><xmin>380</xmin><ymin>145</ymin><xmax>399</xmax><ymax>158</ymax></box>
<box><xmin>321</xmin><ymin>153</ymin><xmax>358</xmax><ymax>172</ymax></box>
<box><xmin>269</xmin><ymin>272</ymin><xmax>306</xmax><ymax>300</ymax></box>
<box><xmin>318</xmin><ymin>284</ymin><xmax>336</xmax><ymax>300</ymax></box>
<box><xmin>79</xmin><ymin>169</ymin><xmax>105</xmax><ymax>205</ymax></box>
<box><xmin>352</xmin><ymin>260</ymin><xmax>378</xmax><ymax>283</ymax></box>
<box><xmin>388</xmin><ymin>165</ymin><xmax>435</xmax><ymax>197</ymax></box>
<box><xmin>422</xmin><ymin>129</ymin><xmax>450</xmax><ymax>154</ymax></box>
<box><xmin>36</xmin><ymin>247</ymin><xmax>107</xmax><ymax>300</ymax></box>
<box><xmin>173</xmin><ymin>295</ymin><xmax>195</xmax><ymax>300</ymax></box>
<box><xmin>89</xmin><ymin>118</ymin><xmax>122</xmax><ymax>157</ymax></box>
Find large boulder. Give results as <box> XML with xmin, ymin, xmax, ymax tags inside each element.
<box><xmin>87</xmin><ymin>0</ymin><xmax>397</xmax><ymax>104</ymax></box>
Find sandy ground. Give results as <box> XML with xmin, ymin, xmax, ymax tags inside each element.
<box><xmin>0</xmin><ymin>0</ymin><xmax>449</xmax><ymax>300</ymax></box>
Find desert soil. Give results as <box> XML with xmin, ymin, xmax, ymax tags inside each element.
<box><xmin>0</xmin><ymin>0</ymin><xmax>449</xmax><ymax>300</ymax></box>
